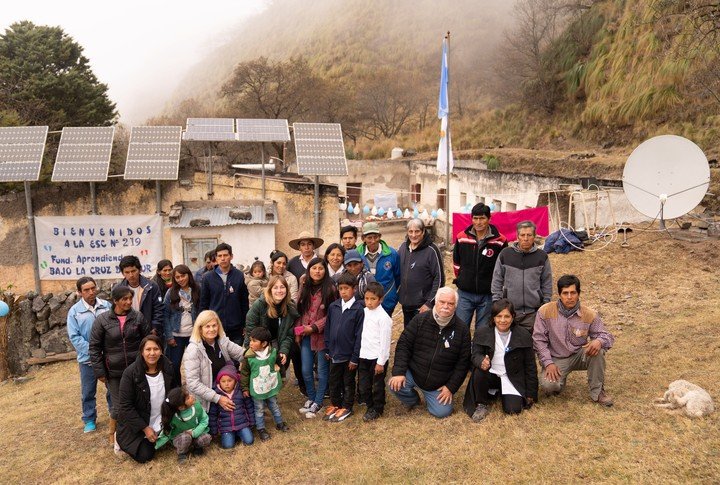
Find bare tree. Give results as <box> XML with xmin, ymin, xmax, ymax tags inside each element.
<box><xmin>356</xmin><ymin>70</ymin><xmax>421</xmax><ymax>139</ymax></box>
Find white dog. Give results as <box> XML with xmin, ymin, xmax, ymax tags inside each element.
<box><xmin>654</xmin><ymin>380</ymin><xmax>714</xmax><ymax>418</ymax></box>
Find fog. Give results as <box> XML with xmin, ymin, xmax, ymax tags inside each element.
<box><xmin>0</xmin><ymin>0</ymin><xmax>268</xmax><ymax>124</ymax></box>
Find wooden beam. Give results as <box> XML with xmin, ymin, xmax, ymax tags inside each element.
<box><xmin>26</xmin><ymin>351</ymin><xmax>77</xmax><ymax>365</ymax></box>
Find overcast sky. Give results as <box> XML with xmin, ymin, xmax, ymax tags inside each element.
<box><xmin>0</xmin><ymin>1</ymin><xmax>268</xmax><ymax>124</ymax></box>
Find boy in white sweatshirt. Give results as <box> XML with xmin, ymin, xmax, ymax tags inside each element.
<box><xmin>357</xmin><ymin>282</ymin><xmax>393</xmax><ymax>421</ymax></box>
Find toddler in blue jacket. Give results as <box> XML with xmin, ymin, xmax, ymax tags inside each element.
<box><xmin>208</xmin><ymin>364</ymin><xmax>256</xmax><ymax>448</ymax></box>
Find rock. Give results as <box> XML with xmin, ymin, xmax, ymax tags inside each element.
<box><xmin>65</xmin><ymin>292</ymin><xmax>77</xmax><ymax>305</ymax></box>
<box><xmin>56</xmin><ymin>292</ymin><xmax>69</xmax><ymax>304</ymax></box>
<box><xmin>35</xmin><ymin>319</ymin><xmax>49</xmax><ymax>334</ymax></box>
<box><xmin>48</xmin><ymin>296</ymin><xmax>62</xmax><ymax>312</ymax></box>
<box><xmin>189</xmin><ymin>218</ymin><xmax>210</xmax><ymax>227</ymax></box>
<box><xmin>40</xmin><ymin>326</ymin><xmax>74</xmax><ymax>354</ymax></box>
<box><xmin>6</xmin><ymin>299</ymin><xmax>38</xmax><ymax>375</ymax></box>
<box><xmin>32</xmin><ymin>297</ymin><xmax>47</xmax><ymax>313</ymax></box>
<box><xmin>41</xmin><ymin>293</ymin><xmax>53</xmax><ymax>302</ymax></box>
<box><xmin>229</xmin><ymin>209</ymin><xmax>252</xmax><ymax>220</ymax></box>
<box><xmin>49</xmin><ymin>298</ymin><xmax>74</xmax><ymax>328</ymax></box>
<box><xmin>708</xmin><ymin>222</ymin><xmax>720</xmax><ymax>238</ymax></box>
<box><xmin>604</xmin><ymin>267</ymin><xmax>613</xmax><ymax>275</ymax></box>
<box><xmin>696</xmin><ymin>220</ymin><xmax>710</xmax><ymax>230</ymax></box>
<box><xmin>30</xmin><ymin>348</ymin><xmax>46</xmax><ymax>359</ymax></box>
<box><xmin>26</xmin><ymin>291</ymin><xmax>38</xmax><ymax>300</ymax></box>
<box><xmin>35</xmin><ymin>306</ymin><xmax>51</xmax><ymax>321</ymax></box>
<box><xmin>680</xmin><ymin>222</ymin><xmax>692</xmax><ymax>230</ymax></box>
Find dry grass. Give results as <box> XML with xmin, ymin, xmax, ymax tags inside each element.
<box><xmin>1</xmin><ymin>228</ymin><xmax>720</xmax><ymax>484</ymax></box>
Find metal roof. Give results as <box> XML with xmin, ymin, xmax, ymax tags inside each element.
<box><xmin>169</xmin><ymin>204</ymin><xmax>278</xmax><ymax>228</ymax></box>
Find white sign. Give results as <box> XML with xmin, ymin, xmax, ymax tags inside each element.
<box><xmin>35</xmin><ymin>215</ymin><xmax>163</xmax><ymax>280</ymax></box>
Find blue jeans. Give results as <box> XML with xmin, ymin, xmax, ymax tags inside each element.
<box><xmin>165</xmin><ymin>336</ymin><xmax>190</xmax><ymax>387</ymax></box>
<box><xmin>390</xmin><ymin>370</ymin><xmax>453</xmax><ymax>418</ymax></box>
<box><xmin>253</xmin><ymin>396</ymin><xmax>283</xmax><ymax>430</ymax></box>
<box><xmin>456</xmin><ymin>290</ymin><xmax>493</xmax><ymax>330</ymax></box>
<box><xmin>79</xmin><ymin>362</ymin><xmax>111</xmax><ymax>423</ymax></box>
<box><xmin>300</xmin><ymin>336</ymin><xmax>329</xmax><ymax>406</ymax></box>
<box><xmin>220</xmin><ymin>428</ymin><xmax>254</xmax><ymax>448</ymax></box>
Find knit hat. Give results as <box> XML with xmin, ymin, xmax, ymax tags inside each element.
<box><xmin>215</xmin><ymin>363</ymin><xmax>239</xmax><ymax>385</ymax></box>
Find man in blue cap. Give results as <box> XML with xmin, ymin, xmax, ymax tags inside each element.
<box><xmin>356</xmin><ymin>222</ymin><xmax>400</xmax><ymax>316</ymax></box>
<box><xmin>337</xmin><ymin>249</ymin><xmax>376</xmax><ymax>300</ymax></box>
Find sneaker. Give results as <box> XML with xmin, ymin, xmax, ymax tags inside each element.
<box><xmin>83</xmin><ymin>421</ymin><xmax>96</xmax><ymax>433</ymax></box>
<box><xmin>322</xmin><ymin>406</ymin><xmax>339</xmax><ymax>421</ymax></box>
<box><xmin>305</xmin><ymin>402</ymin><xmax>322</xmax><ymax>418</ymax></box>
<box><xmin>276</xmin><ymin>422</ymin><xmax>290</xmax><ymax>432</ymax></box>
<box><xmin>178</xmin><ymin>453</ymin><xmax>189</xmax><ymax>464</ymax></box>
<box><xmin>594</xmin><ymin>390</ymin><xmax>614</xmax><ymax>407</ymax></box>
<box><xmin>299</xmin><ymin>399</ymin><xmax>313</xmax><ymax>413</ymax></box>
<box><xmin>258</xmin><ymin>428</ymin><xmax>271</xmax><ymax>441</ymax></box>
<box><xmin>362</xmin><ymin>409</ymin><xmax>381</xmax><ymax>422</ymax></box>
<box><xmin>332</xmin><ymin>408</ymin><xmax>352</xmax><ymax>422</ymax></box>
<box><xmin>472</xmin><ymin>403</ymin><xmax>490</xmax><ymax>422</ymax></box>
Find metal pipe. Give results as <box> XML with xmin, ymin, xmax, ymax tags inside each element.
<box><xmin>156</xmin><ymin>180</ymin><xmax>162</xmax><ymax>215</ymax></box>
<box><xmin>260</xmin><ymin>144</ymin><xmax>266</xmax><ymax>200</ymax></box>
<box><xmin>89</xmin><ymin>182</ymin><xmax>97</xmax><ymax>215</ymax></box>
<box><xmin>206</xmin><ymin>145</ymin><xmax>214</xmax><ymax>198</ymax></box>
<box><xmin>24</xmin><ymin>181</ymin><xmax>41</xmax><ymax>294</ymax></box>
<box><xmin>314</xmin><ymin>176</ymin><xmax>320</xmax><ymax>237</ymax></box>
<box><xmin>445</xmin><ymin>31</ymin><xmax>452</xmax><ymax>249</ymax></box>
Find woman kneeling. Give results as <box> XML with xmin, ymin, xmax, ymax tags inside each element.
<box><xmin>463</xmin><ymin>299</ymin><xmax>537</xmax><ymax>421</ymax></box>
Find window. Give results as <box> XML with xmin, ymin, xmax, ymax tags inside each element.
<box><xmin>492</xmin><ymin>199</ymin><xmax>502</xmax><ymax>211</ymax></box>
<box><xmin>183</xmin><ymin>238</ymin><xmax>218</xmax><ymax>273</ymax></box>
<box><xmin>346</xmin><ymin>182</ymin><xmax>362</xmax><ymax>206</ymax></box>
<box><xmin>411</xmin><ymin>183</ymin><xmax>421</xmax><ymax>203</ymax></box>
<box><xmin>437</xmin><ymin>189</ymin><xmax>447</xmax><ymax>209</ymax></box>
<box><xmin>506</xmin><ymin>202</ymin><xmax>517</xmax><ymax>212</ymax></box>
<box><xmin>460</xmin><ymin>192</ymin><xmax>467</xmax><ymax>206</ymax></box>
<box><xmin>477</xmin><ymin>196</ymin><xmax>485</xmax><ymax>204</ymax></box>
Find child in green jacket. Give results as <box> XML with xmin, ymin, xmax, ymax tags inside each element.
<box><xmin>156</xmin><ymin>386</ymin><xmax>212</xmax><ymax>464</ymax></box>
<box><xmin>240</xmin><ymin>327</ymin><xmax>289</xmax><ymax>442</ymax></box>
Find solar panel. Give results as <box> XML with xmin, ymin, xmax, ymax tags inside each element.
<box><xmin>0</xmin><ymin>126</ymin><xmax>49</xmax><ymax>182</ymax></box>
<box><xmin>124</xmin><ymin>126</ymin><xmax>182</xmax><ymax>180</ymax></box>
<box><xmin>293</xmin><ymin>123</ymin><xmax>348</xmax><ymax>176</ymax></box>
<box><xmin>52</xmin><ymin>127</ymin><xmax>114</xmax><ymax>182</ymax></box>
<box><xmin>183</xmin><ymin>118</ymin><xmax>236</xmax><ymax>141</ymax></box>
<box><xmin>235</xmin><ymin>119</ymin><xmax>291</xmax><ymax>142</ymax></box>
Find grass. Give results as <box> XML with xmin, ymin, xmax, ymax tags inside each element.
<box><xmin>1</xmin><ymin>227</ymin><xmax>719</xmax><ymax>483</ymax></box>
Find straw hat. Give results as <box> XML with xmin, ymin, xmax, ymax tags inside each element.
<box><xmin>288</xmin><ymin>231</ymin><xmax>324</xmax><ymax>250</ymax></box>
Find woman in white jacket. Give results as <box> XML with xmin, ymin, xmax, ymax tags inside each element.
<box><xmin>183</xmin><ymin>310</ymin><xmax>245</xmax><ymax>412</ymax></box>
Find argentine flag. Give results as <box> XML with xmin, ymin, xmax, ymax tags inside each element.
<box><xmin>437</xmin><ymin>37</ymin><xmax>454</xmax><ymax>175</ymax></box>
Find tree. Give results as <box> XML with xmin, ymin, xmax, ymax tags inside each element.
<box><xmin>355</xmin><ymin>69</ymin><xmax>421</xmax><ymax>140</ymax></box>
<box><xmin>220</xmin><ymin>56</ymin><xmax>326</xmax><ymax>157</ymax></box>
<box><xmin>0</xmin><ymin>21</ymin><xmax>117</xmax><ymax>128</ymax></box>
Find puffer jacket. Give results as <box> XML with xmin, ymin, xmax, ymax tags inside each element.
<box><xmin>183</xmin><ymin>337</ymin><xmax>246</xmax><ymax>411</ymax></box>
<box><xmin>89</xmin><ymin>309</ymin><xmax>152</xmax><ymax>379</ymax></box>
<box><xmin>391</xmin><ymin>311</ymin><xmax>471</xmax><ymax>393</ymax></box>
<box><xmin>243</xmin><ymin>295</ymin><xmax>299</xmax><ymax>355</ymax></box>
<box><xmin>116</xmin><ymin>352</ymin><xmax>175</xmax><ymax>457</ymax></box>
<box><xmin>208</xmin><ymin>387</ymin><xmax>255</xmax><ymax>435</ymax></box>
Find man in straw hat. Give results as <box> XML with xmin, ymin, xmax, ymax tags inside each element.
<box><xmin>287</xmin><ymin>231</ymin><xmax>325</xmax><ymax>282</ymax></box>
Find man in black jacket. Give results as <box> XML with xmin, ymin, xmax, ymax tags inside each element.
<box><xmin>117</xmin><ymin>255</ymin><xmax>164</xmax><ymax>339</ymax></box>
<box><xmin>199</xmin><ymin>243</ymin><xmax>249</xmax><ymax>344</ymax></box>
<box><xmin>389</xmin><ymin>287</ymin><xmax>471</xmax><ymax>418</ymax></box>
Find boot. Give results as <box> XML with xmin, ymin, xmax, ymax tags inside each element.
<box><xmin>108</xmin><ymin>418</ymin><xmax>117</xmax><ymax>445</ymax></box>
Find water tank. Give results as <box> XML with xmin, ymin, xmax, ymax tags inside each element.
<box><xmin>391</xmin><ymin>147</ymin><xmax>403</xmax><ymax>160</ymax></box>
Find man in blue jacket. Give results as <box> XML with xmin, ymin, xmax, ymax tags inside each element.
<box><xmin>357</xmin><ymin>222</ymin><xmax>400</xmax><ymax>316</ymax></box>
<box><xmin>199</xmin><ymin>242</ymin><xmax>249</xmax><ymax>345</ymax></box>
<box><xmin>67</xmin><ymin>276</ymin><xmax>112</xmax><ymax>433</ymax></box>
<box><xmin>117</xmin><ymin>255</ymin><xmax>165</xmax><ymax>338</ymax></box>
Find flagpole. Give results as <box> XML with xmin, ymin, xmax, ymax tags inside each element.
<box><xmin>445</xmin><ymin>31</ymin><xmax>451</xmax><ymax>251</ymax></box>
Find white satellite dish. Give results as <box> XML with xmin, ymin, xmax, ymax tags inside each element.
<box><xmin>623</xmin><ymin>135</ymin><xmax>710</xmax><ymax>226</ymax></box>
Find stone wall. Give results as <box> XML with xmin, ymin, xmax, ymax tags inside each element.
<box><xmin>1</xmin><ymin>287</ymin><xmax>111</xmax><ymax>377</ymax></box>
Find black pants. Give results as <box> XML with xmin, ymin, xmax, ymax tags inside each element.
<box><xmin>106</xmin><ymin>376</ymin><xmax>122</xmax><ymax>420</ymax></box>
<box><xmin>129</xmin><ymin>438</ymin><xmax>156</xmax><ymax>463</ymax></box>
<box><xmin>357</xmin><ymin>359</ymin><xmax>387</xmax><ymax>413</ymax></box>
<box><xmin>289</xmin><ymin>340</ymin><xmax>306</xmax><ymax>395</ymax></box>
<box><xmin>467</xmin><ymin>368</ymin><xmax>525</xmax><ymax>415</ymax></box>
<box><xmin>329</xmin><ymin>361</ymin><xmax>356</xmax><ymax>409</ymax></box>
<box><xmin>402</xmin><ymin>306</ymin><xmax>420</xmax><ymax>326</ymax></box>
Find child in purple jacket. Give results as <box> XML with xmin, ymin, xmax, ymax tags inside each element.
<box><xmin>208</xmin><ymin>364</ymin><xmax>256</xmax><ymax>448</ymax></box>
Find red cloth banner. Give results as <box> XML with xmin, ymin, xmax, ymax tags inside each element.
<box><xmin>453</xmin><ymin>206</ymin><xmax>550</xmax><ymax>242</ymax></box>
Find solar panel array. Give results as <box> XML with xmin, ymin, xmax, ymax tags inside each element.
<box><xmin>183</xmin><ymin>118</ymin><xmax>236</xmax><ymax>141</ymax></box>
<box><xmin>124</xmin><ymin>126</ymin><xmax>182</xmax><ymax>180</ymax></box>
<box><xmin>293</xmin><ymin>123</ymin><xmax>348</xmax><ymax>176</ymax></box>
<box><xmin>52</xmin><ymin>127</ymin><xmax>115</xmax><ymax>182</ymax></box>
<box><xmin>0</xmin><ymin>126</ymin><xmax>49</xmax><ymax>182</ymax></box>
<box><xmin>235</xmin><ymin>119</ymin><xmax>291</xmax><ymax>142</ymax></box>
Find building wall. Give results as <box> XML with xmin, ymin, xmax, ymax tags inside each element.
<box><xmin>332</xmin><ymin>159</ymin><xmax>412</xmax><ymax>208</ymax></box>
<box><xmin>0</xmin><ymin>171</ymin><xmax>338</xmax><ymax>294</ymax></box>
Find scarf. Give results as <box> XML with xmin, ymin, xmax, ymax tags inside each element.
<box><xmin>558</xmin><ymin>299</ymin><xmax>580</xmax><ymax>318</ymax></box>
<box><xmin>433</xmin><ymin>309</ymin><xmax>453</xmax><ymax>329</ymax></box>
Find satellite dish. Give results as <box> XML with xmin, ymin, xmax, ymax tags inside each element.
<box><xmin>623</xmin><ymin>135</ymin><xmax>709</xmax><ymax>225</ymax></box>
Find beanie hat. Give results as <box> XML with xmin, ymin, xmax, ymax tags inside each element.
<box><xmin>215</xmin><ymin>363</ymin><xmax>239</xmax><ymax>385</ymax></box>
